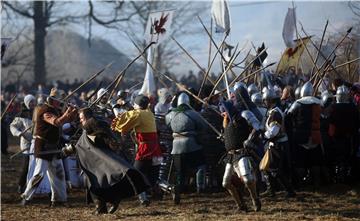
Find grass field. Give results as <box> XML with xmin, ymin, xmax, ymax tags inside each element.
<box><xmin>1</xmin><ymin>143</ymin><xmax>360</xmax><ymax>221</ymax></box>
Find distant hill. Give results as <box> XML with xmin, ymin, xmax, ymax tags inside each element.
<box><xmin>2</xmin><ymin>29</ymin><xmax>145</xmax><ymax>86</ymax></box>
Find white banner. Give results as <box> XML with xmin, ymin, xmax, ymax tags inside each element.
<box><xmin>139</xmin><ymin>45</ymin><xmax>156</xmax><ymax>97</ymax></box>
<box><xmin>211</xmin><ymin>0</ymin><xmax>231</xmax><ymax>34</ymax></box>
<box><xmin>282</xmin><ymin>8</ymin><xmax>296</xmax><ymax>48</ymax></box>
<box><xmin>144</xmin><ymin>10</ymin><xmax>174</xmax><ymax>44</ymax></box>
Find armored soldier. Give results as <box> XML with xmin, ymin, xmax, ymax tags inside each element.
<box><xmin>286</xmin><ymin>82</ymin><xmax>323</xmax><ymax>187</ymax></box>
<box><xmin>165</xmin><ymin>93</ymin><xmax>207</xmax><ymax>200</ymax></box>
<box><xmin>328</xmin><ymin>85</ymin><xmax>359</xmax><ymax>182</ymax></box>
<box><xmin>262</xmin><ymin>87</ymin><xmax>296</xmax><ymax>197</ymax></box>
<box><xmin>220</xmin><ymin>83</ymin><xmax>262</xmax><ymax>212</ymax></box>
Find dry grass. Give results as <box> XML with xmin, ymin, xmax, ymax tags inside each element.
<box><xmin>1</xmin><ymin>143</ymin><xmax>360</xmax><ymax>221</ymax></box>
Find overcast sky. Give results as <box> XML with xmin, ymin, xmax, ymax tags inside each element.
<box><xmin>78</xmin><ymin>0</ymin><xmax>356</xmax><ymax>76</ymax></box>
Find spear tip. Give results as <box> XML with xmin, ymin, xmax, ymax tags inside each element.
<box><xmin>347</xmin><ymin>27</ymin><xmax>353</xmax><ymax>33</ymax></box>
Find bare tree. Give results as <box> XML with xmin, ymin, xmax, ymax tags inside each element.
<box><xmin>2</xmin><ymin>1</ymin><xmax>137</xmax><ymax>85</ymax></box>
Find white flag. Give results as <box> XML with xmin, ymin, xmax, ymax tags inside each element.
<box><xmin>282</xmin><ymin>8</ymin><xmax>296</xmax><ymax>48</ymax></box>
<box><xmin>144</xmin><ymin>10</ymin><xmax>174</xmax><ymax>44</ymax></box>
<box><xmin>211</xmin><ymin>0</ymin><xmax>231</xmax><ymax>34</ymax></box>
<box><xmin>139</xmin><ymin>45</ymin><xmax>156</xmax><ymax>97</ymax></box>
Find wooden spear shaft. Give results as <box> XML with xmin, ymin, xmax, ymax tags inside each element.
<box><xmin>0</xmin><ymin>94</ymin><xmax>17</xmax><ymax>121</ymax></box>
<box><xmin>198</xmin><ymin>33</ymin><xmax>229</xmax><ymax>97</ymax></box>
<box><xmin>64</xmin><ymin>61</ymin><xmax>113</xmax><ymax>101</ymax></box>
<box><xmin>311</xmin><ymin>20</ymin><xmax>328</xmax><ymax>76</ymax></box>
<box><xmin>171</xmin><ymin>36</ymin><xmax>216</xmax><ymax>85</ymax></box>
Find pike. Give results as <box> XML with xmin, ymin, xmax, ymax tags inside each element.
<box><xmin>207</xmin><ymin>47</ymin><xmax>243</xmax><ymax>100</ymax></box>
<box><xmin>311</xmin><ymin>20</ymin><xmax>328</xmax><ymax>76</ymax></box>
<box><xmin>228</xmin><ymin>47</ymin><xmax>269</xmax><ymax>88</ymax></box>
<box><xmin>210</xmin><ymin>62</ymin><xmax>276</xmax><ymax>99</ymax></box>
<box><xmin>313</xmin><ymin>56</ymin><xmax>336</xmax><ymax>95</ymax></box>
<box><xmin>197</xmin><ymin>16</ymin><xmax>239</xmax><ymax>78</ymax></box>
<box><xmin>127</xmin><ymin>37</ymin><xmax>169</xmax><ymax>89</ymax></box>
<box><xmin>63</xmin><ymin>62</ymin><xmax>114</xmax><ymax>101</ymax></box>
<box><xmin>86</xmin><ymin>80</ymin><xmax>103</xmax><ymax>102</ymax></box>
<box><xmin>91</xmin><ymin>41</ymin><xmax>156</xmax><ymax>107</ymax></box>
<box><xmin>306</xmin><ymin>26</ymin><xmax>353</xmax><ymax>82</ymax></box>
<box><xmin>171</xmin><ymin>36</ymin><xmax>216</xmax><ymax>85</ymax></box>
<box><xmin>198</xmin><ymin>32</ymin><xmax>229</xmax><ymax>97</ymax></box>
<box><xmin>0</xmin><ymin>94</ymin><xmax>17</xmax><ymax>121</ymax></box>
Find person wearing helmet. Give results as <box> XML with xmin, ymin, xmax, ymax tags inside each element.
<box><xmin>165</xmin><ymin>92</ymin><xmax>207</xmax><ymax>202</ymax></box>
<box><xmin>247</xmin><ymin>83</ymin><xmax>259</xmax><ymax>97</ymax></box>
<box><xmin>328</xmin><ymin>85</ymin><xmax>359</xmax><ymax>183</ymax></box>
<box><xmin>111</xmin><ymin>94</ymin><xmax>162</xmax><ymax>206</ymax></box>
<box><xmin>286</xmin><ymin>82</ymin><xmax>323</xmax><ymax>188</ymax></box>
<box><xmin>219</xmin><ymin>99</ymin><xmax>262</xmax><ymax>212</ymax></box>
<box><xmin>262</xmin><ymin>87</ymin><xmax>296</xmax><ymax>198</ymax></box>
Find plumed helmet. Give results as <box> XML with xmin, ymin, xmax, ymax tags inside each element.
<box><xmin>300</xmin><ymin>82</ymin><xmax>313</xmax><ymax>98</ymax></box>
<box><xmin>97</xmin><ymin>88</ymin><xmax>107</xmax><ymax>99</ymax></box>
<box><xmin>251</xmin><ymin>92</ymin><xmax>263</xmax><ymax>106</ymax></box>
<box><xmin>24</xmin><ymin>94</ymin><xmax>36</xmax><ymax>110</ymax></box>
<box><xmin>336</xmin><ymin>85</ymin><xmax>350</xmax><ymax>103</ymax></box>
<box><xmin>295</xmin><ymin>87</ymin><xmax>301</xmax><ymax>99</ymax></box>
<box><xmin>177</xmin><ymin>92</ymin><xmax>190</xmax><ymax>106</ymax></box>
<box><xmin>247</xmin><ymin>84</ymin><xmax>259</xmax><ymax>97</ymax></box>
<box><xmin>262</xmin><ymin>87</ymin><xmax>277</xmax><ymax>101</ymax></box>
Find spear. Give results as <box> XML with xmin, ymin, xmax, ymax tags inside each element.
<box><xmin>209</xmin><ymin>62</ymin><xmax>276</xmax><ymax>99</ymax></box>
<box><xmin>198</xmin><ymin>33</ymin><xmax>229</xmax><ymax>97</ymax></box>
<box><xmin>311</xmin><ymin>20</ymin><xmax>328</xmax><ymax>76</ymax></box>
<box><xmin>171</xmin><ymin>36</ymin><xmax>216</xmax><ymax>85</ymax></box>
<box><xmin>197</xmin><ymin>16</ymin><xmax>239</xmax><ymax>77</ymax></box>
<box><xmin>228</xmin><ymin>47</ymin><xmax>269</xmax><ymax>88</ymax></box>
<box><xmin>304</xmin><ymin>25</ymin><xmax>352</xmax><ymax>81</ymax></box>
<box><xmin>90</xmin><ymin>42</ymin><xmax>155</xmax><ymax>107</ymax></box>
<box><xmin>0</xmin><ymin>94</ymin><xmax>17</xmax><ymax>121</ymax></box>
<box><xmin>63</xmin><ymin>62</ymin><xmax>113</xmax><ymax>101</ymax></box>
<box><xmin>207</xmin><ymin>48</ymin><xmax>243</xmax><ymax>100</ymax></box>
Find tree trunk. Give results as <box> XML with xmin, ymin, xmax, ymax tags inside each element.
<box><xmin>33</xmin><ymin>1</ymin><xmax>47</xmax><ymax>85</ymax></box>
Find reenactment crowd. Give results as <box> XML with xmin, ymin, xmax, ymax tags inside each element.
<box><xmin>1</xmin><ymin>73</ymin><xmax>360</xmax><ymax>215</ymax></box>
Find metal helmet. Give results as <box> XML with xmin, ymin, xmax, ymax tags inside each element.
<box><xmin>247</xmin><ymin>84</ymin><xmax>259</xmax><ymax>97</ymax></box>
<box><xmin>321</xmin><ymin>90</ymin><xmax>334</xmax><ymax>107</ymax></box>
<box><xmin>251</xmin><ymin>92</ymin><xmax>263</xmax><ymax>107</ymax></box>
<box><xmin>300</xmin><ymin>82</ymin><xmax>313</xmax><ymax>98</ymax></box>
<box><xmin>295</xmin><ymin>87</ymin><xmax>301</xmax><ymax>99</ymax></box>
<box><xmin>273</xmin><ymin>85</ymin><xmax>282</xmax><ymax>99</ymax></box>
<box><xmin>177</xmin><ymin>92</ymin><xmax>190</xmax><ymax>106</ymax></box>
<box><xmin>233</xmin><ymin>82</ymin><xmax>246</xmax><ymax>92</ymax></box>
<box><xmin>262</xmin><ymin>87</ymin><xmax>277</xmax><ymax>101</ymax></box>
<box><xmin>336</xmin><ymin>85</ymin><xmax>350</xmax><ymax>103</ymax></box>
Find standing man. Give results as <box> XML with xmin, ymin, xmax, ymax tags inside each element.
<box><xmin>165</xmin><ymin>93</ymin><xmax>207</xmax><ymax>201</ymax></box>
<box><xmin>21</xmin><ymin>88</ymin><xmax>77</xmax><ymax>207</ymax></box>
<box><xmin>10</xmin><ymin>94</ymin><xmax>36</xmax><ymax>193</ymax></box>
<box><xmin>111</xmin><ymin>94</ymin><xmax>163</xmax><ymax>206</ymax></box>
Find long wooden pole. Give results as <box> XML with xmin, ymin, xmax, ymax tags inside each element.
<box><xmin>0</xmin><ymin>94</ymin><xmax>17</xmax><ymax>121</ymax></box>
<box><xmin>311</xmin><ymin>20</ymin><xmax>329</xmax><ymax>76</ymax></box>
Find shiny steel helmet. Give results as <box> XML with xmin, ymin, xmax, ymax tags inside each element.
<box><xmin>336</xmin><ymin>85</ymin><xmax>350</xmax><ymax>103</ymax></box>
<box><xmin>300</xmin><ymin>82</ymin><xmax>313</xmax><ymax>98</ymax></box>
<box><xmin>262</xmin><ymin>87</ymin><xmax>277</xmax><ymax>101</ymax></box>
<box><xmin>247</xmin><ymin>84</ymin><xmax>259</xmax><ymax>97</ymax></box>
<box><xmin>177</xmin><ymin>92</ymin><xmax>190</xmax><ymax>106</ymax></box>
<box><xmin>321</xmin><ymin>90</ymin><xmax>334</xmax><ymax>107</ymax></box>
<box><xmin>233</xmin><ymin>82</ymin><xmax>246</xmax><ymax>92</ymax></box>
<box><xmin>251</xmin><ymin>92</ymin><xmax>263</xmax><ymax>107</ymax></box>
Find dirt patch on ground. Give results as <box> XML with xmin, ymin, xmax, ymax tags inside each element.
<box><xmin>1</xmin><ymin>145</ymin><xmax>360</xmax><ymax>221</ymax></box>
